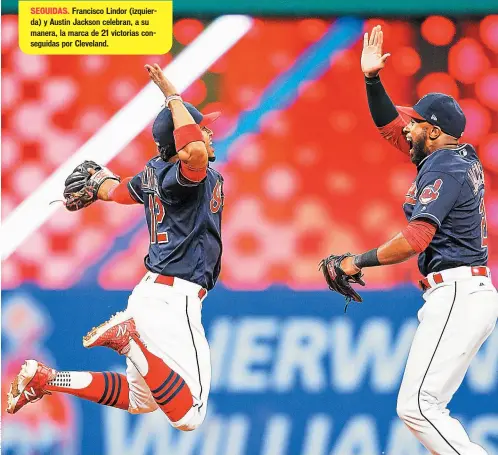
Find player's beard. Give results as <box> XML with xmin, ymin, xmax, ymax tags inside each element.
<box><xmin>410</xmin><ymin>130</ymin><xmax>428</xmax><ymax>166</ymax></box>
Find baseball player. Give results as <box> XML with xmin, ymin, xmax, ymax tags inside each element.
<box><xmin>321</xmin><ymin>26</ymin><xmax>498</xmax><ymax>454</ymax></box>
<box><xmin>7</xmin><ymin>64</ymin><xmax>224</xmax><ymax>432</ymax></box>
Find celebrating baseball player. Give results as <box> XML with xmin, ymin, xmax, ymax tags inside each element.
<box><xmin>320</xmin><ymin>26</ymin><xmax>498</xmax><ymax>454</ymax></box>
<box><xmin>7</xmin><ymin>64</ymin><xmax>223</xmax><ymax>432</ymax></box>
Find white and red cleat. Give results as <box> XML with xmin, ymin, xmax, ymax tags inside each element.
<box><xmin>6</xmin><ymin>360</ymin><xmax>56</xmax><ymax>414</ymax></box>
<box><xmin>83</xmin><ymin>311</ymin><xmax>137</xmax><ymax>355</ymax></box>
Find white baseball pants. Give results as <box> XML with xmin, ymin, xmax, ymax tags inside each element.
<box><xmin>397</xmin><ymin>267</ymin><xmax>498</xmax><ymax>455</ymax></box>
<box><xmin>124</xmin><ymin>272</ymin><xmax>211</xmax><ymax>430</ymax></box>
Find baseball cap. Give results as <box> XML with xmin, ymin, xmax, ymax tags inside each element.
<box><xmin>152</xmin><ymin>102</ymin><xmax>221</xmax><ymax>147</ymax></box>
<box><xmin>396</xmin><ymin>93</ymin><xmax>466</xmax><ymax>138</ymax></box>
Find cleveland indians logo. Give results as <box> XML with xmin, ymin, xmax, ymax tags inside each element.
<box><xmin>210</xmin><ymin>180</ymin><xmax>223</xmax><ymax>213</ymax></box>
<box><xmin>419</xmin><ymin>179</ymin><xmax>443</xmax><ymax>204</ymax></box>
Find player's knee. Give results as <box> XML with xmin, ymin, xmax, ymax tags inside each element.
<box><xmin>396</xmin><ymin>402</ymin><xmax>410</xmax><ymax>422</ymax></box>
<box><xmin>171</xmin><ymin>405</ymin><xmax>206</xmax><ymax>432</ymax></box>
<box><xmin>397</xmin><ymin>389</ymin><xmax>441</xmax><ymax>426</ymax></box>
<box><xmin>175</xmin><ymin>422</ymin><xmax>200</xmax><ymax>432</ymax></box>
<box><xmin>396</xmin><ymin>396</ymin><xmax>420</xmax><ymax>425</ymax></box>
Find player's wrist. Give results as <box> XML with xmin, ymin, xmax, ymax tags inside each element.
<box><xmin>349</xmin><ymin>259</ymin><xmax>362</xmax><ymax>274</ymax></box>
<box><xmin>354</xmin><ymin>248</ymin><xmax>380</xmax><ymax>269</ymax></box>
<box><xmin>165</xmin><ymin>94</ymin><xmax>183</xmax><ymax>108</ymax></box>
<box><xmin>97</xmin><ymin>178</ymin><xmax>120</xmax><ymax>201</ymax></box>
<box><xmin>364</xmin><ymin>73</ymin><xmax>380</xmax><ymax>82</ymax></box>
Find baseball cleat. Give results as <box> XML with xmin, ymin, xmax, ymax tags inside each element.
<box><xmin>6</xmin><ymin>360</ymin><xmax>56</xmax><ymax>414</ymax></box>
<box><xmin>83</xmin><ymin>311</ymin><xmax>137</xmax><ymax>355</ymax></box>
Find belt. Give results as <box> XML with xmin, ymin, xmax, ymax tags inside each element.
<box><xmin>419</xmin><ymin>266</ymin><xmax>490</xmax><ymax>291</ymax></box>
<box><xmin>147</xmin><ymin>272</ymin><xmax>207</xmax><ymax>300</ymax></box>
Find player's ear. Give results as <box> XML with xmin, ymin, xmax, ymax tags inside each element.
<box><xmin>429</xmin><ymin>126</ymin><xmax>441</xmax><ymax>140</ymax></box>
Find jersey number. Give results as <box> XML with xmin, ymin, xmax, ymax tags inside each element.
<box><xmin>149</xmin><ymin>194</ymin><xmax>168</xmax><ymax>244</ymax></box>
<box><xmin>479</xmin><ymin>197</ymin><xmax>488</xmax><ymax>248</ymax></box>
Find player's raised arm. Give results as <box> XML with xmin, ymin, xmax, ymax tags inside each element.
<box><xmin>362</xmin><ymin>26</ymin><xmax>410</xmax><ymax>155</ymax></box>
<box><xmin>146</xmin><ymin>63</ymin><xmax>208</xmax><ymax>181</ymax></box>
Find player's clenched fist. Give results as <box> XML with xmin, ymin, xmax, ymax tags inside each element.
<box><xmin>361</xmin><ymin>25</ymin><xmax>391</xmax><ymax>78</ymax></box>
<box><xmin>145</xmin><ymin>63</ymin><xmax>178</xmax><ymax>98</ymax></box>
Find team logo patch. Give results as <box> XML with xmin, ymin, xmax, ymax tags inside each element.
<box><xmin>419</xmin><ymin>179</ymin><xmax>443</xmax><ymax>204</ymax></box>
<box><xmin>210</xmin><ymin>180</ymin><xmax>223</xmax><ymax>213</ymax></box>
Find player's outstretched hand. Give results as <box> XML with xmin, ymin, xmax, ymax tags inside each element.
<box><xmin>145</xmin><ymin>63</ymin><xmax>178</xmax><ymax>97</ymax></box>
<box><xmin>361</xmin><ymin>25</ymin><xmax>391</xmax><ymax>78</ymax></box>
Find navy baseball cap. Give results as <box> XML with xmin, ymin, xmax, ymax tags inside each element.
<box><xmin>152</xmin><ymin>102</ymin><xmax>220</xmax><ymax>147</ymax></box>
<box><xmin>397</xmin><ymin>93</ymin><xmax>466</xmax><ymax>138</ymax></box>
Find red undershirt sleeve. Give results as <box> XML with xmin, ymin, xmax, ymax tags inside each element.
<box><xmin>179</xmin><ymin>161</ymin><xmax>207</xmax><ymax>182</ymax></box>
<box><xmin>108</xmin><ymin>177</ymin><xmax>141</xmax><ymax>204</ymax></box>
<box><xmin>402</xmin><ymin>219</ymin><xmax>437</xmax><ymax>253</ymax></box>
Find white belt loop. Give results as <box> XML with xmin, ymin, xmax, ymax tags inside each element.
<box><xmin>426</xmin><ymin>273</ymin><xmax>438</xmax><ymax>288</ymax></box>
<box><xmin>142</xmin><ymin>271</ymin><xmax>158</xmax><ymax>284</ymax></box>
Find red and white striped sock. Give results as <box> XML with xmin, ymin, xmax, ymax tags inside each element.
<box><xmin>46</xmin><ymin>371</ymin><xmax>129</xmax><ymax>410</ymax></box>
<box><xmin>127</xmin><ymin>335</ymin><xmax>193</xmax><ymax>422</ymax></box>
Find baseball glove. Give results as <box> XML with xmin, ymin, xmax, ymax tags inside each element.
<box><xmin>319</xmin><ymin>253</ymin><xmax>365</xmax><ymax>311</ymax></box>
<box><xmin>63</xmin><ymin>160</ymin><xmax>120</xmax><ymax>211</ymax></box>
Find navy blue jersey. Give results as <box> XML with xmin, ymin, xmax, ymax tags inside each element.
<box><xmin>403</xmin><ymin>144</ymin><xmax>488</xmax><ymax>276</ymax></box>
<box><xmin>128</xmin><ymin>157</ymin><xmax>224</xmax><ymax>290</ymax></box>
